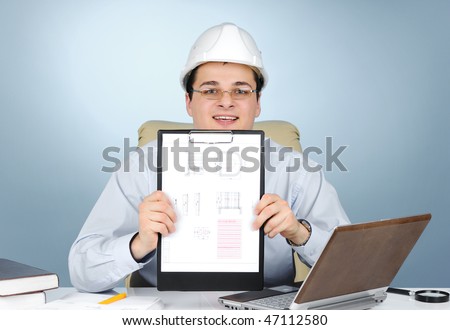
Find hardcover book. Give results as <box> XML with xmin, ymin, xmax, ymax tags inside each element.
<box><xmin>0</xmin><ymin>291</ymin><xmax>46</xmax><ymax>309</ymax></box>
<box><xmin>0</xmin><ymin>258</ymin><xmax>59</xmax><ymax>297</ymax></box>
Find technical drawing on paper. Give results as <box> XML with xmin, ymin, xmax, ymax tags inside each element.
<box><xmin>216</xmin><ymin>192</ymin><xmax>241</xmax><ymax>215</ymax></box>
<box><xmin>217</xmin><ymin>218</ymin><xmax>242</xmax><ymax>259</ymax></box>
<box><xmin>173</xmin><ymin>192</ymin><xmax>200</xmax><ymax>216</ymax></box>
<box><xmin>193</xmin><ymin>226</ymin><xmax>211</xmax><ymax>240</ymax></box>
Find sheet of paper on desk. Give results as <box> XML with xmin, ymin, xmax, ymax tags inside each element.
<box><xmin>41</xmin><ymin>292</ymin><xmax>163</xmax><ymax>310</ymax></box>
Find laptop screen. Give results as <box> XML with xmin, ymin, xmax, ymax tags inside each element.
<box><xmin>293</xmin><ymin>213</ymin><xmax>431</xmax><ymax>306</ymax></box>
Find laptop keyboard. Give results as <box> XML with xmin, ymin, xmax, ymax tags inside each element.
<box><xmin>250</xmin><ymin>292</ymin><xmax>297</xmax><ymax>309</ymax></box>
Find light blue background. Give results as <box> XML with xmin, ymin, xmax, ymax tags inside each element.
<box><xmin>1</xmin><ymin>0</ymin><xmax>449</xmax><ymax>287</ymax></box>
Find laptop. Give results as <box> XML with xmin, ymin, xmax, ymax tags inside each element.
<box><xmin>218</xmin><ymin>213</ymin><xmax>431</xmax><ymax>310</ymax></box>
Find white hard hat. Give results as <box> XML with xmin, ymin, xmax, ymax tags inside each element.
<box><xmin>180</xmin><ymin>22</ymin><xmax>268</xmax><ymax>90</ymax></box>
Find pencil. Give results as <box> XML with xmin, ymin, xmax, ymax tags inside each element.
<box><xmin>98</xmin><ymin>292</ymin><xmax>127</xmax><ymax>304</ymax></box>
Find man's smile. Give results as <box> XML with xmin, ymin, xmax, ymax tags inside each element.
<box><xmin>213</xmin><ymin>115</ymin><xmax>238</xmax><ymax>121</ymax></box>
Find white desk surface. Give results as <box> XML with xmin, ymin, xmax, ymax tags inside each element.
<box><xmin>46</xmin><ymin>287</ymin><xmax>450</xmax><ymax>310</ymax></box>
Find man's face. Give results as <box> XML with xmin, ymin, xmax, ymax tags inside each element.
<box><xmin>185</xmin><ymin>62</ymin><xmax>261</xmax><ymax>130</ymax></box>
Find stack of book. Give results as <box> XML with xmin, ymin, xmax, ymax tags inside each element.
<box><xmin>0</xmin><ymin>258</ymin><xmax>59</xmax><ymax>309</ymax></box>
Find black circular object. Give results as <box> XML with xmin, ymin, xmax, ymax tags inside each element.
<box><xmin>414</xmin><ymin>290</ymin><xmax>450</xmax><ymax>303</ymax></box>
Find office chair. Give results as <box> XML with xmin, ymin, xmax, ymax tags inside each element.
<box><xmin>126</xmin><ymin>120</ymin><xmax>310</xmax><ymax>287</ymax></box>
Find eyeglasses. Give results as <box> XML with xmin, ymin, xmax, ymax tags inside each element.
<box><xmin>191</xmin><ymin>88</ymin><xmax>259</xmax><ymax>100</ymax></box>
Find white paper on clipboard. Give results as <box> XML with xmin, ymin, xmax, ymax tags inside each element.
<box><xmin>158</xmin><ymin>130</ymin><xmax>263</xmax><ymax>273</ymax></box>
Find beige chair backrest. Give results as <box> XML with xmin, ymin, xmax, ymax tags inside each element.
<box><xmin>127</xmin><ymin>119</ymin><xmax>309</xmax><ymax>286</ymax></box>
<box><xmin>138</xmin><ymin>120</ymin><xmax>302</xmax><ymax>152</ymax></box>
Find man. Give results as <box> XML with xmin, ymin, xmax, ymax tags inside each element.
<box><xmin>69</xmin><ymin>23</ymin><xmax>349</xmax><ymax>292</ymax></box>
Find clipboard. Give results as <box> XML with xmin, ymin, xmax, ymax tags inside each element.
<box><xmin>156</xmin><ymin>130</ymin><xmax>265</xmax><ymax>291</ymax></box>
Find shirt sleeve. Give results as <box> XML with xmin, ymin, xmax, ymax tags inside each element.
<box><xmin>263</xmin><ymin>139</ymin><xmax>350</xmax><ymax>282</ymax></box>
<box><xmin>290</xmin><ymin>168</ymin><xmax>350</xmax><ymax>267</ymax></box>
<box><xmin>68</xmin><ymin>147</ymin><xmax>155</xmax><ymax>292</ymax></box>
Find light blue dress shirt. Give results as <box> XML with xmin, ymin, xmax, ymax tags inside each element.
<box><xmin>69</xmin><ymin>139</ymin><xmax>350</xmax><ymax>292</ymax></box>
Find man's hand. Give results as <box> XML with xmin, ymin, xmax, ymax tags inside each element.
<box><xmin>131</xmin><ymin>191</ymin><xmax>177</xmax><ymax>261</ymax></box>
<box><xmin>253</xmin><ymin>193</ymin><xmax>309</xmax><ymax>245</ymax></box>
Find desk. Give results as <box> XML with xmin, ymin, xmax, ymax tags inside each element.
<box><xmin>5</xmin><ymin>288</ymin><xmax>450</xmax><ymax>330</ymax></box>
<box><xmin>46</xmin><ymin>287</ymin><xmax>450</xmax><ymax>310</ymax></box>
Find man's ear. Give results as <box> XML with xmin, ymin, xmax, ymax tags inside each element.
<box><xmin>255</xmin><ymin>93</ymin><xmax>262</xmax><ymax>118</ymax></box>
<box><xmin>185</xmin><ymin>92</ymin><xmax>193</xmax><ymax>117</ymax></box>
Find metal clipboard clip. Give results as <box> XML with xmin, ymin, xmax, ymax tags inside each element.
<box><xmin>189</xmin><ymin>130</ymin><xmax>234</xmax><ymax>144</ymax></box>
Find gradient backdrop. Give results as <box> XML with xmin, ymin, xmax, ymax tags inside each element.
<box><xmin>1</xmin><ymin>0</ymin><xmax>449</xmax><ymax>287</ymax></box>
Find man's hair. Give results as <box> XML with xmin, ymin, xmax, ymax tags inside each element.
<box><xmin>185</xmin><ymin>63</ymin><xmax>263</xmax><ymax>101</ymax></box>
